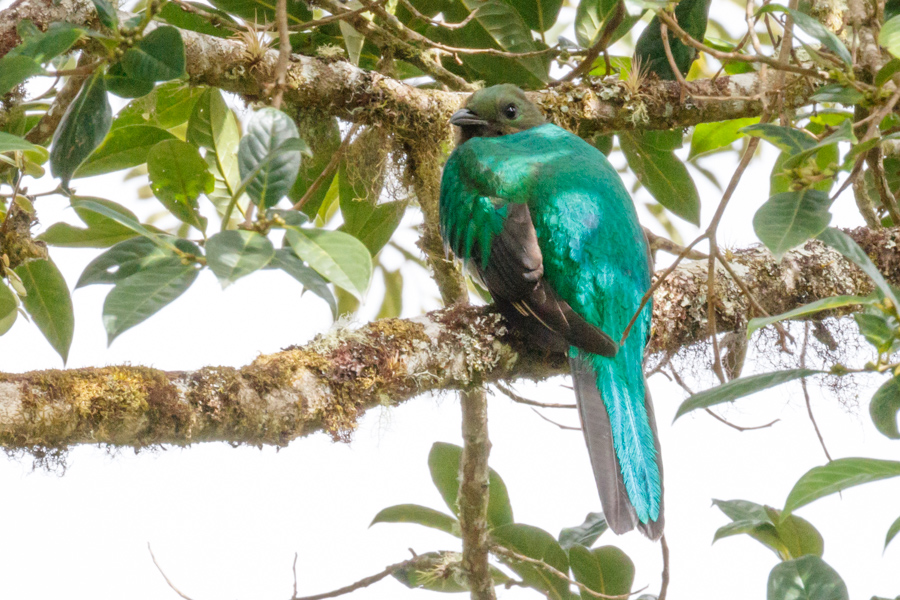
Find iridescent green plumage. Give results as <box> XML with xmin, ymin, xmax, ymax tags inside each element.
<box><xmin>440</xmin><ymin>86</ymin><xmax>663</xmax><ymax>537</ymax></box>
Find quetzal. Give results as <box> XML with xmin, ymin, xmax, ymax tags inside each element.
<box><xmin>439</xmin><ymin>85</ymin><xmax>663</xmax><ymax>538</ymax></box>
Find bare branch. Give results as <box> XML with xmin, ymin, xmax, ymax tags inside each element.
<box><xmin>149</xmin><ymin>544</ymin><xmax>196</xmax><ymax>600</ymax></box>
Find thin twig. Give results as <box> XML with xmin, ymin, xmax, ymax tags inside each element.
<box><xmin>556</xmin><ymin>0</ymin><xmax>624</xmax><ymax>83</ymax></box>
<box><xmin>292</xmin><ymin>123</ymin><xmax>361</xmax><ymax>211</ymax></box>
<box><xmin>530</xmin><ymin>407</ymin><xmax>581</xmax><ymax>430</ymax></box>
<box><xmin>288</xmin><ymin>2</ymin><xmax>379</xmax><ymax>31</ymax></box>
<box><xmin>800</xmin><ymin>322</ymin><xmax>833</xmax><ymax>461</ymax></box>
<box><xmin>660</xmin><ymin>21</ymin><xmax>691</xmax><ymax>102</ymax></box>
<box><xmin>148</xmin><ymin>544</ymin><xmax>195</xmax><ymax>600</ymax></box>
<box><xmin>291</xmin><ymin>557</ymin><xmax>417</xmax><ymax>600</ymax></box>
<box><xmin>398</xmin><ymin>0</ymin><xmax>476</xmax><ymax>29</ymax></box>
<box><xmin>292</xmin><ymin>553</ymin><xmax>299</xmax><ymax>598</ymax></box>
<box><xmin>271</xmin><ymin>0</ymin><xmax>291</xmax><ymax>109</ymax></box>
<box><xmin>494</xmin><ymin>382</ymin><xmax>576</xmax><ymax>409</ymax></box>
<box><xmin>704</xmin><ymin>408</ymin><xmax>780</xmax><ymax>431</ymax></box>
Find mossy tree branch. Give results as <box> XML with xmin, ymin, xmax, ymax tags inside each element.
<box><xmin>2</xmin><ymin>227</ymin><xmax>900</xmax><ymax>453</ymax></box>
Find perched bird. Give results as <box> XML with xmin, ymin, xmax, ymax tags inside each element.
<box><xmin>439</xmin><ymin>84</ymin><xmax>663</xmax><ymax>538</ymax></box>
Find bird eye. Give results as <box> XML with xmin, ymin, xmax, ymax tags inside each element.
<box><xmin>503</xmin><ymin>103</ymin><xmax>518</xmax><ymax>119</ymax></box>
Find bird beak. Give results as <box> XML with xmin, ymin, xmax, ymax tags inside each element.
<box><xmin>450</xmin><ymin>108</ymin><xmax>487</xmax><ymax>127</ymax></box>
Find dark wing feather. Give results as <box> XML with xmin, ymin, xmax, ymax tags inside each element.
<box><xmin>476</xmin><ymin>203</ymin><xmax>618</xmax><ymax>358</ymax></box>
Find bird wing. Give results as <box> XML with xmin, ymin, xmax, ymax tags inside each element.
<box><xmin>439</xmin><ymin>141</ymin><xmax>618</xmax><ymax>358</ymax></box>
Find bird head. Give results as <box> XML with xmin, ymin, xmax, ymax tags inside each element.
<box><xmin>450</xmin><ymin>84</ymin><xmax>546</xmax><ymax>145</ymax></box>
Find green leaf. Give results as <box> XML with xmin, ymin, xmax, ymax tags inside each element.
<box><xmin>0</xmin><ymin>284</ymin><xmax>18</xmax><ymax>336</ymax></box>
<box><xmin>817</xmin><ymin>227</ymin><xmax>900</xmax><ymax>309</ymax></box>
<box><xmin>512</xmin><ymin>0</ymin><xmax>563</xmax><ymax>32</ymax></box>
<box><xmin>634</xmin><ymin>0</ymin><xmax>710</xmax><ymax>80</ymax></box>
<box><xmin>112</xmin><ymin>82</ymin><xmax>205</xmax><ymax>130</ymax></box>
<box><xmin>370</xmin><ymin>504</ymin><xmax>461</xmax><ymax>536</ymax></box>
<box><xmin>14</xmin><ymin>21</ymin><xmax>83</xmax><ymax>63</ymax></box>
<box><xmin>75</xmin><ymin>125</ymin><xmax>176</xmax><ymax>178</ymax></box>
<box><xmin>741</xmin><ymin>123</ymin><xmax>817</xmax><ymax>154</ymax></box>
<box><xmin>0</xmin><ymin>55</ymin><xmax>44</xmax><ymax>97</ymax></box>
<box><xmin>205</xmin><ymin>230</ymin><xmax>275</xmax><ymax>286</ymax></box>
<box><xmin>462</xmin><ymin>0</ymin><xmax>549</xmax><ymax>84</ymax></box>
<box><xmin>558</xmin><ymin>512</ymin><xmax>608</xmax><ymax>550</ymax></box>
<box><xmin>50</xmin><ymin>69</ymin><xmax>112</xmax><ymax>187</ymax></box>
<box><xmin>748</xmin><ymin>295</ymin><xmax>872</xmax><ymax>337</ymax></box>
<box><xmin>876</xmin><ymin>58</ymin><xmax>900</xmax><ymax>87</ymax></box>
<box><xmin>783</xmin><ymin>119</ymin><xmax>856</xmax><ymax>169</ymax></box>
<box><xmin>76</xmin><ymin>237</ymin><xmax>201</xmax><ymax>288</ymax></box>
<box><xmin>674</xmin><ymin>369</ymin><xmax>822</xmax><ymax>420</ymax></box>
<box><xmin>885</xmin><ymin>515</ymin><xmax>900</xmax><ymax>551</ymax></box>
<box><xmin>157</xmin><ymin>2</ymin><xmax>234</xmax><ymax>38</ymax></box>
<box><xmin>753</xmin><ymin>190</ymin><xmax>834</xmax><ymax>259</ymax></box>
<box><xmin>268</xmin><ymin>248</ymin><xmax>337</xmax><ymax>318</ymax></box>
<box><xmin>569</xmin><ymin>544</ymin><xmax>635</xmax><ymax>599</ymax></box>
<box><xmin>238</xmin><ymin>107</ymin><xmax>303</xmax><ymax>208</ymax></box>
<box><xmin>810</xmin><ymin>83</ymin><xmax>865</xmax><ymax>105</ymax></box>
<box><xmin>784</xmin><ymin>458</ymin><xmax>900</xmax><ymax>516</ymax></box>
<box><xmin>187</xmin><ymin>88</ymin><xmax>241</xmax><ymax>192</ymax></box>
<box><xmin>757</xmin><ymin>5</ymin><xmax>852</xmax><ymax>65</ymax></box>
<box><xmin>712</xmin><ymin>500</ymin><xmax>824</xmax><ymax>560</ymax></box>
<box><xmin>0</xmin><ymin>131</ymin><xmax>41</xmax><ymax>154</ymax></box>
<box><xmin>870</xmin><ymin>376</ymin><xmax>900</xmax><ymax>439</ymax></box>
<box><xmin>338</xmin><ymin>18</ymin><xmax>365</xmax><ymax>66</ymax></box>
<box><xmin>208</xmin><ymin>0</ymin><xmax>312</xmax><ymax>24</ymax></box>
<box><xmin>73</xmin><ymin>198</ymin><xmax>174</xmax><ymax>250</ymax></box>
<box><xmin>105</xmin><ymin>61</ymin><xmax>157</xmax><ymax>98</ymax></box>
<box><xmin>148</xmin><ymin>139</ymin><xmax>214</xmax><ymax>230</ymax></box>
<box><xmin>284</xmin><ymin>228</ymin><xmax>372</xmax><ymax>301</ymax></box>
<box><xmin>377</xmin><ymin>268</ymin><xmax>403</xmax><ymax>319</ymax></box>
<box><xmin>491</xmin><ymin>523</ymin><xmax>570</xmax><ymax>600</ymax></box>
<box><xmin>341</xmin><ymin>200</ymin><xmax>407</xmax><ymax>256</ymax></box>
<box><xmin>427</xmin><ymin>442</ymin><xmax>514</xmax><ymax>529</ymax></box>
<box><xmin>689</xmin><ymin>117</ymin><xmax>759</xmax><ymax>159</ymax></box>
<box><xmin>91</xmin><ymin>0</ymin><xmax>118</xmax><ymax>29</ymax></box>
<box><xmin>766</xmin><ymin>506</ymin><xmax>825</xmax><ymax>560</ymax></box>
<box><xmin>288</xmin><ymin>116</ymin><xmax>341</xmax><ymax>217</ymax></box>
<box><xmin>767</xmin><ymin>556</ymin><xmax>849</xmax><ymax>600</ymax></box>
<box><xmin>881</xmin><ymin>16</ymin><xmax>900</xmax><ymax>58</ymax></box>
<box><xmin>14</xmin><ymin>259</ymin><xmax>74</xmax><ymax>363</ymax></box>
<box><xmin>575</xmin><ymin>0</ymin><xmax>642</xmax><ymax>48</ymax></box>
<box><xmin>619</xmin><ymin>131</ymin><xmax>701</xmax><ymax>225</ymax></box>
<box><xmin>854</xmin><ymin>312</ymin><xmax>897</xmax><ymax>352</ymax></box>
<box><xmin>121</xmin><ymin>26</ymin><xmax>186</xmax><ymax>82</ymax></box>
<box><xmin>103</xmin><ymin>259</ymin><xmax>199</xmax><ymax>343</ymax></box>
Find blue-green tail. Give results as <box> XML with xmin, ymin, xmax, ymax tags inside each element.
<box><xmin>571</xmin><ymin>345</ymin><xmax>663</xmax><ymax>538</ymax></box>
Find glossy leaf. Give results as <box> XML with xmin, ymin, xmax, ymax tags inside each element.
<box><xmin>0</xmin><ymin>55</ymin><xmax>44</xmax><ymax>97</ymax></box>
<box><xmin>376</xmin><ymin>268</ymin><xmax>403</xmax><ymax>319</ymax></box>
<box><xmin>370</xmin><ymin>504</ymin><xmax>461</xmax><ymax>536</ymax></box>
<box><xmin>810</xmin><ymin>83</ymin><xmax>865</xmax><ymax>105</ymax></box>
<box><xmin>854</xmin><ymin>312</ymin><xmax>897</xmax><ymax>352</ymax></box>
<box><xmin>674</xmin><ymin>369</ymin><xmax>822</xmax><ymax>420</ymax></box>
<box><xmin>238</xmin><ymin>108</ymin><xmax>304</xmax><ymax>208</ymax></box>
<box><xmin>514</xmin><ymin>0</ymin><xmax>563</xmax><ymax>32</ymax></box>
<box><xmin>634</xmin><ymin>0</ymin><xmax>711</xmax><ymax>80</ymax></box>
<box><xmin>157</xmin><ymin>2</ymin><xmax>234</xmax><ymax>38</ymax></box>
<box><xmin>13</xmin><ymin>20</ymin><xmax>83</xmax><ymax>63</ymax></box>
<box><xmin>105</xmin><ymin>62</ymin><xmax>156</xmax><ymax>98</ymax></box>
<box><xmin>121</xmin><ymin>26</ymin><xmax>186</xmax><ymax>82</ymax></box>
<box><xmin>491</xmin><ymin>523</ymin><xmax>570</xmax><ymax>599</ymax></box>
<box><xmin>91</xmin><ymin>0</ymin><xmax>118</xmax><ymax>29</ymax></box>
<box><xmin>289</xmin><ymin>116</ymin><xmax>341</xmax><ymax>217</ymax></box>
<box><xmin>748</xmin><ymin>295</ymin><xmax>872</xmax><ymax>337</ymax></box>
<box><xmin>208</xmin><ymin>0</ymin><xmax>312</xmax><ymax>24</ymax></box>
<box><xmin>205</xmin><ymin>230</ymin><xmax>275</xmax><ymax>286</ymax></box>
<box><xmin>569</xmin><ymin>544</ymin><xmax>635</xmax><ymax>599</ymax></box>
<box><xmin>881</xmin><ymin>16</ymin><xmax>900</xmax><ymax>58</ymax></box>
<box><xmin>784</xmin><ymin>458</ymin><xmax>900</xmax><ymax>516</ymax></box>
<box><xmin>427</xmin><ymin>442</ymin><xmax>514</xmax><ymax>529</ymax></box>
<box><xmin>767</xmin><ymin>556</ymin><xmax>849</xmax><ymax>600</ymax></box>
<box><xmin>284</xmin><ymin>228</ymin><xmax>372</xmax><ymax>301</ymax></box>
<box><xmin>187</xmin><ymin>88</ymin><xmax>241</xmax><ymax>193</ymax></box>
<box><xmin>76</xmin><ymin>125</ymin><xmax>176</xmax><ymax>178</ymax></box>
<box><xmin>741</xmin><ymin>123</ymin><xmax>817</xmax><ymax>154</ymax></box>
<box><xmin>0</xmin><ymin>131</ymin><xmax>41</xmax><ymax>154</ymax></box>
<box><xmin>73</xmin><ymin>199</ymin><xmax>175</xmax><ymax>250</ymax></box>
<box><xmin>268</xmin><ymin>248</ymin><xmax>337</xmax><ymax>318</ymax></box>
<box><xmin>462</xmin><ymin>0</ymin><xmax>549</xmax><ymax>83</ymax></box>
<box><xmin>112</xmin><ymin>82</ymin><xmax>205</xmax><ymax>130</ymax></box>
<box><xmin>148</xmin><ymin>139</ymin><xmax>214</xmax><ymax>229</ymax></box>
<box><xmin>0</xmin><ymin>284</ymin><xmax>18</xmax><ymax>336</ymax></box>
<box><xmin>876</xmin><ymin>58</ymin><xmax>900</xmax><ymax>87</ymax></box>
<box><xmin>783</xmin><ymin>120</ymin><xmax>856</xmax><ymax>169</ymax></box>
<box><xmin>689</xmin><ymin>117</ymin><xmax>758</xmax><ymax>159</ymax></box>
<box><xmin>14</xmin><ymin>259</ymin><xmax>74</xmax><ymax>363</ymax></box>
<box><xmin>341</xmin><ymin>200</ymin><xmax>407</xmax><ymax>256</ymax></box>
<box><xmin>559</xmin><ymin>512</ymin><xmax>608</xmax><ymax>550</ymax></box>
<box><xmin>885</xmin><ymin>515</ymin><xmax>900</xmax><ymax>551</ymax></box>
<box><xmin>77</xmin><ymin>237</ymin><xmax>201</xmax><ymax>288</ymax></box>
<box><xmin>757</xmin><ymin>5</ymin><xmax>852</xmax><ymax>65</ymax></box>
<box><xmin>50</xmin><ymin>69</ymin><xmax>112</xmax><ymax>187</ymax></box>
<box><xmin>575</xmin><ymin>0</ymin><xmax>641</xmax><ymax>48</ymax></box>
<box><xmin>40</xmin><ymin>197</ymin><xmax>145</xmax><ymax>248</ymax></box>
<box><xmin>870</xmin><ymin>377</ymin><xmax>900</xmax><ymax>439</ymax></box>
<box><xmin>103</xmin><ymin>259</ymin><xmax>199</xmax><ymax>343</ymax></box>
<box><xmin>817</xmin><ymin>227</ymin><xmax>900</xmax><ymax>309</ymax></box>
<box><xmin>753</xmin><ymin>190</ymin><xmax>834</xmax><ymax>259</ymax></box>
<box><xmin>619</xmin><ymin>131</ymin><xmax>701</xmax><ymax>225</ymax></box>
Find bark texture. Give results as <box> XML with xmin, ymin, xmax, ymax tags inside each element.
<box><xmin>2</xmin><ymin>228</ymin><xmax>899</xmax><ymax>451</ymax></box>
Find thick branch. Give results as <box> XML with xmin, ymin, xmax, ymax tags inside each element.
<box><xmin>3</xmin><ymin>228</ymin><xmax>900</xmax><ymax>452</ymax></box>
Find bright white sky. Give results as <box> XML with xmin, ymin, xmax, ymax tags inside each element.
<box><xmin>1</xmin><ymin>2</ymin><xmax>899</xmax><ymax>599</ymax></box>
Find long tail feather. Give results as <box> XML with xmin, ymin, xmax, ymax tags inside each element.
<box><xmin>570</xmin><ymin>352</ymin><xmax>663</xmax><ymax>539</ymax></box>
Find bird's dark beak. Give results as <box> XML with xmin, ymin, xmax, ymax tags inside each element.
<box><xmin>450</xmin><ymin>108</ymin><xmax>487</xmax><ymax>127</ymax></box>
